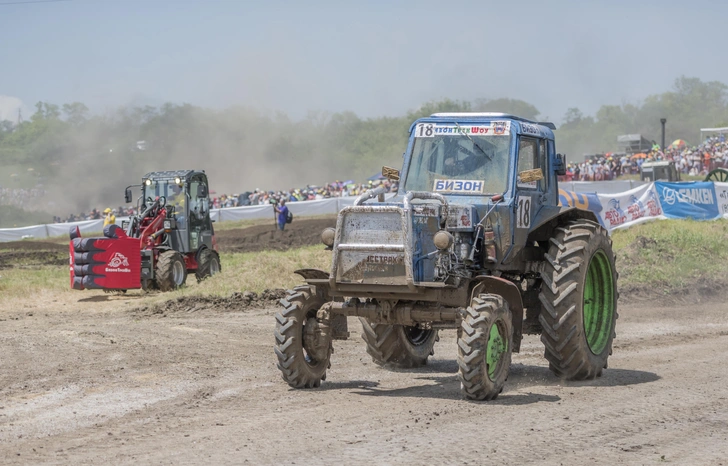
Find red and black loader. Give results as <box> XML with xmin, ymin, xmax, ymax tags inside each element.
<box><xmin>70</xmin><ymin>170</ymin><xmax>220</xmax><ymax>292</ymax></box>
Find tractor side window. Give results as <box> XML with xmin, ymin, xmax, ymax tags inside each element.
<box><xmin>540</xmin><ymin>139</ymin><xmax>548</xmax><ymax>191</ymax></box>
<box><xmin>517</xmin><ymin>137</ymin><xmax>539</xmax><ymax>189</ymax></box>
<box><xmin>189</xmin><ymin>180</ymin><xmax>208</xmax><ymax>222</ymax></box>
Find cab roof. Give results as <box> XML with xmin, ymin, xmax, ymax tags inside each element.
<box><xmin>143</xmin><ymin>170</ymin><xmax>205</xmax><ymax>182</ymax></box>
<box><xmin>429</xmin><ymin>113</ymin><xmax>556</xmax><ymax>130</ymax></box>
<box><xmin>409</xmin><ymin>112</ymin><xmax>556</xmax><ymax>139</ymax></box>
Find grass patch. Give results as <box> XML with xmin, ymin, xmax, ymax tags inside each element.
<box><xmin>611</xmin><ymin>218</ymin><xmax>728</xmax><ymax>289</ymax></box>
<box><xmin>0</xmin><ymin>266</ymin><xmax>68</xmax><ymax>298</ymax></box>
<box><xmin>3</xmin><ymin>219</ymin><xmax>727</xmax><ymax>304</ymax></box>
<box><xmin>0</xmin><ymin>244</ymin><xmax>331</xmax><ymax>302</ymax></box>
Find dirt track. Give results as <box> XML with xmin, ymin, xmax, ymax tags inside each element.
<box><xmin>1</xmin><ymin>291</ymin><xmax>727</xmax><ymax>465</ymax></box>
<box><xmin>215</xmin><ymin>218</ymin><xmax>336</xmax><ymax>253</ymax></box>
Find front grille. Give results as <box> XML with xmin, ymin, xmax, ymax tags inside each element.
<box><xmin>333</xmin><ymin>207</ymin><xmax>410</xmax><ymax>286</ymax></box>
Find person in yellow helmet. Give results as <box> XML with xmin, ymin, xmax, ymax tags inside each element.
<box><xmin>168</xmin><ymin>182</ymin><xmax>187</xmax><ymax>229</ymax></box>
<box><xmin>103</xmin><ymin>208</ymin><xmax>116</xmax><ymax>227</ymax></box>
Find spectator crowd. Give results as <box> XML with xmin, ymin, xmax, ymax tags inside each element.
<box><xmin>6</xmin><ymin>133</ymin><xmax>728</xmax><ymax>227</ymax></box>
<box><xmin>211</xmin><ymin>179</ymin><xmax>397</xmax><ymax>209</ymax></box>
<box><xmin>43</xmin><ymin>178</ymin><xmax>397</xmax><ymax>224</ymax></box>
<box><xmin>562</xmin><ymin>134</ymin><xmax>728</xmax><ymax>181</ymax></box>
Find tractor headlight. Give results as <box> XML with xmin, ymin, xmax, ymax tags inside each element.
<box><xmin>321</xmin><ymin>228</ymin><xmax>335</xmax><ymax>248</ymax></box>
<box><xmin>174</xmin><ymin>177</ymin><xmax>181</xmax><ymax>185</ymax></box>
<box><xmin>145</xmin><ymin>179</ymin><xmax>152</xmax><ymax>186</ymax></box>
<box><xmin>433</xmin><ymin>230</ymin><xmax>453</xmax><ymax>251</ymax></box>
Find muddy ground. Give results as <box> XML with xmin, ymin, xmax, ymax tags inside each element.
<box><xmin>215</xmin><ymin>218</ymin><xmax>336</xmax><ymax>253</ymax></box>
<box><xmin>0</xmin><ymin>241</ymin><xmax>68</xmax><ymax>270</ymax></box>
<box><xmin>1</xmin><ymin>291</ymin><xmax>727</xmax><ymax>465</ymax></box>
<box><xmin>1</xmin><ymin>224</ymin><xmax>728</xmax><ymax>464</ymax></box>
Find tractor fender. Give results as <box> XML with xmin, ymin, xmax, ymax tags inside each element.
<box><xmin>294</xmin><ymin>268</ymin><xmax>331</xmax><ymax>300</ymax></box>
<box><xmin>470</xmin><ymin>275</ymin><xmax>523</xmax><ymax>353</ymax></box>
<box><xmin>527</xmin><ymin>206</ymin><xmax>600</xmax><ymax>243</ymax></box>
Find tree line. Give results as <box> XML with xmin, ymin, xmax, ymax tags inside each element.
<box><xmin>1</xmin><ymin>75</ymin><xmax>727</xmax><ymax>214</ymax></box>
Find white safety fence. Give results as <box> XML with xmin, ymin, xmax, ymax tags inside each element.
<box><xmin>0</xmin><ymin>196</ymin><xmax>366</xmax><ymax>242</ymax></box>
<box><xmin>1</xmin><ymin>180</ymin><xmax>719</xmax><ymax>242</ymax></box>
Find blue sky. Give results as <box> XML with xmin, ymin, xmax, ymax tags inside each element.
<box><xmin>0</xmin><ymin>0</ymin><xmax>725</xmax><ymax>123</ymax></box>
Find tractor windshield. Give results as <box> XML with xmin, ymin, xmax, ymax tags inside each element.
<box><xmin>143</xmin><ymin>179</ymin><xmax>187</xmax><ymax>213</ymax></box>
<box><xmin>402</xmin><ymin>123</ymin><xmax>512</xmax><ymax>195</ymax></box>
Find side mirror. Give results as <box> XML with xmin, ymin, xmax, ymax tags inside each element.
<box><xmin>554</xmin><ymin>153</ymin><xmax>567</xmax><ymax>176</ymax></box>
<box><xmin>382</xmin><ymin>166</ymin><xmax>400</xmax><ymax>181</ymax></box>
<box><xmin>125</xmin><ymin>187</ymin><xmax>133</xmax><ymax>203</ymax></box>
<box><xmin>197</xmin><ymin>184</ymin><xmax>208</xmax><ymax>198</ymax></box>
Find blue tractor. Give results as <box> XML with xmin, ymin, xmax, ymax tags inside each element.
<box><xmin>275</xmin><ymin>113</ymin><xmax>618</xmax><ymax>400</ymax></box>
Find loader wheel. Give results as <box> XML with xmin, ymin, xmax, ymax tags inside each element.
<box><xmin>539</xmin><ymin>219</ymin><xmax>618</xmax><ymax>380</ymax></box>
<box><xmin>359</xmin><ymin>319</ymin><xmax>438</xmax><ymax>369</ymax></box>
<box><xmin>457</xmin><ymin>294</ymin><xmax>513</xmax><ymax>401</ymax></box>
<box><xmin>195</xmin><ymin>248</ymin><xmax>221</xmax><ymax>282</ymax></box>
<box><xmin>155</xmin><ymin>250</ymin><xmax>187</xmax><ymax>292</ymax></box>
<box><xmin>274</xmin><ymin>286</ymin><xmax>332</xmax><ymax>388</ymax></box>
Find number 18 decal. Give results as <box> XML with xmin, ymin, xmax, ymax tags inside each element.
<box><xmin>517</xmin><ymin>195</ymin><xmax>531</xmax><ymax>228</ymax></box>
<box><xmin>416</xmin><ymin>123</ymin><xmax>434</xmax><ymax>137</ymax></box>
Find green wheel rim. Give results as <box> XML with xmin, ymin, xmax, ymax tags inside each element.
<box><xmin>486</xmin><ymin>321</ymin><xmax>507</xmax><ymax>380</ymax></box>
<box><xmin>583</xmin><ymin>250</ymin><xmax>615</xmax><ymax>355</ymax></box>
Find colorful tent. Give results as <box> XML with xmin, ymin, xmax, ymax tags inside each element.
<box><xmin>668</xmin><ymin>139</ymin><xmax>688</xmax><ymax>149</ymax></box>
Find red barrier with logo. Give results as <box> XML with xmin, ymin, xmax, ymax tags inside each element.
<box><xmin>69</xmin><ymin>236</ymin><xmax>141</xmax><ymax>290</ymax></box>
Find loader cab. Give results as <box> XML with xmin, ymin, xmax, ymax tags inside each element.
<box><xmin>140</xmin><ymin>170</ymin><xmax>214</xmax><ymax>254</ymax></box>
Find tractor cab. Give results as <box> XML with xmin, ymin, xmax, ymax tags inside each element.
<box><xmin>125</xmin><ymin>170</ymin><xmax>215</xmax><ymax>254</ymax></box>
<box><xmin>143</xmin><ymin>171</ymin><xmax>213</xmax><ymax>253</ymax></box>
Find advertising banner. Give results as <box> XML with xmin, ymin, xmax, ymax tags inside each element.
<box><xmin>597</xmin><ymin>183</ymin><xmax>664</xmax><ymax>230</ymax></box>
<box><xmin>714</xmin><ymin>182</ymin><xmax>728</xmax><ymax>217</ymax></box>
<box><xmin>655</xmin><ymin>182</ymin><xmax>719</xmax><ymax>220</ymax></box>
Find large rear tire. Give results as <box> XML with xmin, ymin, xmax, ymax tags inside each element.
<box><xmin>457</xmin><ymin>294</ymin><xmax>513</xmax><ymax>401</ymax></box>
<box><xmin>539</xmin><ymin>219</ymin><xmax>618</xmax><ymax>380</ymax></box>
<box><xmin>359</xmin><ymin>319</ymin><xmax>438</xmax><ymax>369</ymax></box>
<box><xmin>275</xmin><ymin>286</ymin><xmax>332</xmax><ymax>388</ymax></box>
<box><xmin>155</xmin><ymin>250</ymin><xmax>187</xmax><ymax>292</ymax></box>
<box><xmin>195</xmin><ymin>248</ymin><xmax>221</xmax><ymax>283</ymax></box>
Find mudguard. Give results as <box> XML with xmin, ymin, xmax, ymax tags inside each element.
<box><xmin>470</xmin><ymin>275</ymin><xmax>524</xmax><ymax>352</ymax></box>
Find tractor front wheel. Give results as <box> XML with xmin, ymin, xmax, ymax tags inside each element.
<box><xmin>539</xmin><ymin>219</ymin><xmax>618</xmax><ymax>380</ymax></box>
<box><xmin>274</xmin><ymin>286</ymin><xmax>332</xmax><ymax>388</ymax></box>
<box><xmin>155</xmin><ymin>250</ymin><xmax>187</xmax><ymax>292</ymax></box>
<box><xmin>457</xmin><ymin>294</ymin><xmax>513</xmax><ymax>401</ymax></box>
<box><xmin>195</xmin><ymin>248</ymin><xmax>221</xmax><ymax>282</ymax></box>
<box><xmin>359</xmin><ymin>319</ymin><xmax>438</xmax><ymax>369</ymax></box>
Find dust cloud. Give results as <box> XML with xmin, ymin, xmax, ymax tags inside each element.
<box><xmin>42</xmin><ymin>104</ymin><xmax>376</xmax><ymax>216</ymax></box>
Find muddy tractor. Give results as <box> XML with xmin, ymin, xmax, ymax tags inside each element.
<box><xmin>275</xmin><ymin>114</ymin><xmax>618</xmax><ymax>400</ymax></box>
<box><xmin>70</xmin><ymin>170</ymin><xmax>220</xmax><ymax>292</ymax></box>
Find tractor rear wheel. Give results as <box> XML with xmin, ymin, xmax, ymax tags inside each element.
<box><xmin>359</xmin><ymin>319</ymin><xmax>438</xmax><ymax>369</ymax></box>
<box><xmin>155</xmin><ymin>250</ymin><xmax>187</xmax><ymax>292</ymax></box>
<box><xmin>539</xmin><ymin>219</ymin><xmax>618</xmax><ymax>380</ymax></box>
<box><xmin>275</xmin><ymin>285</ymin><xmax>332</xmax><ymax>388</ymax></box>
<box><xmin>457</xmin><ymin>294</ymin><xmax>513</xmax><ymax>401</ymax></box>
<box><xmin>195</xmin><ymin>248</ymin><xmax>221</xmax><ymax>282</ymax></box>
